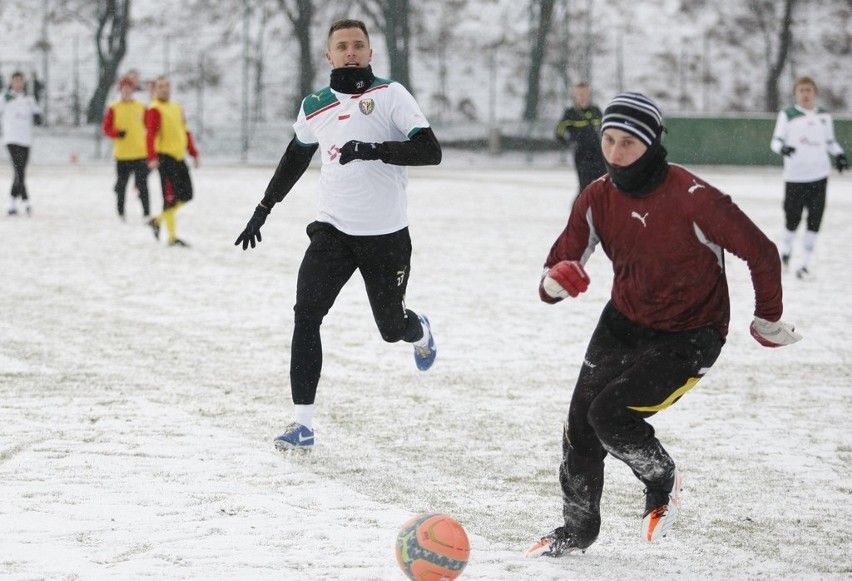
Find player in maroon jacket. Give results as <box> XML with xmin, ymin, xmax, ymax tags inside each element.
<box><xmin>526</xmin><ymin>93</ymin><xmax>802</xmax><ymax>558</ymax></box>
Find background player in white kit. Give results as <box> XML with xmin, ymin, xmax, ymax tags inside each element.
<box><xmin>235</xmin><ymin>18</ymin><xmax>442</xmax><ymax>451</ymax></box>
<box><xmin>1</xmin><ymin>71</ymin><xmax>42</xmax><ymax>216</ymax></box>
<box><xmin>770</xmin><ymin>76</ymin><xmax>847</xmax><ymax>279</ymax></box>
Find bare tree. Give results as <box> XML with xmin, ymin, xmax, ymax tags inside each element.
<box><xmin>85</xmin><ymin>0</ymin><xmax>130</xmax><ymax>123</ymax></box>
<box><xmin>358</xmin><ymin>0</ymin><xmax>413</xmax><ymax>91</ymax></box>
<box><xmin>277</xmin><ymin>0</ymin><xmax>315</xmax><ymax>115</ymax></box>
<box><xmin>523</xmin><ymin>0</ymin><xmax>556</xmax><ymax>121</ymax></box>
<box><xmin>751</xmin><ymin>0</ymin><xmax>797</xmax><ymax>112</ymax></box>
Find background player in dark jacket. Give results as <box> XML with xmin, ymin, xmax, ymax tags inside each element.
<box><xmin>527</xmin><ymin>93</ymin><xmax>802</xmax><ymax>558</ymax></box>
<box><xmin>555</xmin><ymin>83</ymin><xmax>607</xmax><ymax>197</ymax></box>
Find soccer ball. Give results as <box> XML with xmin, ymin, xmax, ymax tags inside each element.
<box><xmin>395</xmin><ymin>512</ymin><xmax>470</xmax><ymax>580</ymax></box>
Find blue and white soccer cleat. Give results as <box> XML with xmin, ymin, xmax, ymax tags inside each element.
<box><xmin>413</xmin><ymin>315</ymin><xmax>437</xmax><ymax>371</ymax></box>
<box><xmin>273</xmin><ymin>422</ymin><xmax>314</xmax><ymax>451</ymax></box>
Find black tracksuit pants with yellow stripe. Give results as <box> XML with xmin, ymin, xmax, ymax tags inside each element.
<box><xmin>560</xmin><ymin>301</ymin><xmax>723</xmax><ymax>548</ymax></box>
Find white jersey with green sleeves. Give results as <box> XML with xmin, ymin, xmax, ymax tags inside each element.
<box><xmin>771</xmin><ymin>105</ymin><xmax>844</xmax><ymax>183</ymax></box>
<box><xmin>293</xmin><ymin>77</ymin><xmax>430</xmax><ymax>236</ymax></box>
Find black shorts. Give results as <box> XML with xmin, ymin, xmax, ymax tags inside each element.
<box><xmin>784</xmin><ymin>178</ymin><xmax>827</xmax><ymax>232</ymax></box>
<box><xmin>156</xmin><ymin>154</ymin><xmax>193</xmax><ymax>209</ymax></box>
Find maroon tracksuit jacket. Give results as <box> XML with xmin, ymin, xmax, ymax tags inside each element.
<box><xmin>542</xmin><ymin>164</ymin><xmax>783</xmax><ymax>337</ymax></box>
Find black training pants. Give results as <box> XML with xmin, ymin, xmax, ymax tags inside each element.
<box><xmin>559</xmin><ymin>301</ymin><xmax>723</xmax><ymax>548</ymax></box>
<box><xmin>7</xmin><ymin>144</ymin><xmax>29</xmax><ymax>200</ymax></box>
<box><xmin>289</xmin><ymin>221</ymin><xmax>424</xmax><ymax>405</ymax></box>
<box><xmin>114</xmin><ymin>159</ymin><xmax>150</xmax><ymax>216</ymax></box>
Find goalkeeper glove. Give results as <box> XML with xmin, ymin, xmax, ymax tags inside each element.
<box><xmin>541</xmin><ymin>261</ymin><xmax>590</xmax><ymax>300</ymax></box>
<box><xmin>749</xmin><ymin>316</ymin><xmax>802</xmax><ymax>347</ymax></box>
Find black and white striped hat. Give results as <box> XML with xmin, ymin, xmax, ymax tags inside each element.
<box><xmin>601</xmin><ymin>92</ymin><xmax>663</xmax><ymax>146</ymax></box>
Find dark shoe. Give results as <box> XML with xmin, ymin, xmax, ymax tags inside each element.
<box><xmin>168</xmin><ymin>238</ymin><xmax>190</xmax><ymax>247</ymax></box>
<box><xmin>525</xmin><ymin>526</ymin><xmax>583</xmax><ymax>558</ymax></box>
<box><xmin>781</xmin><ymin>254</ymin><xmax>790</xmax><ymax>270</ymax></box>
<box><xmin>8</xmin><ymin>208</ymin><xmax>18</xmax><ymax>216</ymax></box>
<box><xmin>796</xmin><ymin>267</ymin><xmax>811</xmax><ymax>280</ymax></box>
<box><xmin>147</xmin><ymin>218</ymin><xmax>160</xmax><ymax>240</ymax></box>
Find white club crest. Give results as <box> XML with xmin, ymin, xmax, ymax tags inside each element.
<box><xmin>359</xmin><ymin>99</ymin><xmax>375</xmax><ymax>115</ymax></box>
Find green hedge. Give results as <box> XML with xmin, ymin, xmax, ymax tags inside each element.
<box><xmin>664</xmin><ymin>115</ymin><xmax>852</xmax><ymax>166</ymax></box>
<box><xmin>440</xmin><ymin>116</ymin><xmax>851</xmax><ymax>166</ymax></box>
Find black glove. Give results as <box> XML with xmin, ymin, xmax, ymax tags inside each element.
<box><xmin>234</xmin><ymin>204</ymin><xmax>271</xmax><ymax>250</ymax></box>
<box><xmin>117</xmin><ymin>130</ymin><xmax>126</xmax><ymax>138</ymax></box>
<box><xmin>33</xmin><ymin>113</ymin><xmax>43</xmax><ymax>126</ymax></box>
<box><xmin>836</xmin><ymin>154</ymin><xmax>848</xmax><ymax>173</ymax></box>
<box><xmin>780</xmin><ymin>145</ymin><xmax>796</xmax><ymax>157</ymax></box>
<box><xmin>339</xmin><ymin>140</ymin><xmax>383</xmax><ymax>165</ymax></box>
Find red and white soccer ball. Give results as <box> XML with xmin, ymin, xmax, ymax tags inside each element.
<box><xmin>395</xmin><ymin>512</ymin><xmax>470</xmax><ymax>580</ymax></box>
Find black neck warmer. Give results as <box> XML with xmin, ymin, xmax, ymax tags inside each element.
<box><xmin>605</xmin><ymin>139</ymin><xmax>669</xmax><ymax>197</ymax></box>
<box><xmin>329</xmin><ymin>66</ymin><xmax>375</xmax><ymax>94</ymax></box>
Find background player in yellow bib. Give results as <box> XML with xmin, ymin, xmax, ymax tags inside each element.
<box><xmin>145</xmin><ymin>76</ymin><xmax>199</xmax><ymax>247</ymax></box>
<box><xmin>102</xmin><ymin>76</ymin><xmax>150</xmax><ymax>220</ymax></box>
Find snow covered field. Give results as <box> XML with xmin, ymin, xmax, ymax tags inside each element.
<box><xmin>1</xmin><ymin>157</ymin><xmax>850</xmax><ymax>580</ymax></box>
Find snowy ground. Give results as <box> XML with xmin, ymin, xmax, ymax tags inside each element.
<box><xmin>1</xmin><ymin>155</ymin><xmax>850</xmax><ymax>580</ymax></box>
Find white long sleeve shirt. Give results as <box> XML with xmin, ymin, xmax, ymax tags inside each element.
<box><xmin>770</xmin><ymin>105</ymin><xmax>845</xmax><ymax>183</ymax></box>
<box><xmin>0</xmin><ymin>90</ymin><xmax>41</xmax><ymax>147</ymax></box>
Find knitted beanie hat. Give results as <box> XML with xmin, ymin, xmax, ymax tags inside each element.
<box><xmin>601</xmin><ymin>92</ymin><xmax>663</xmax><ymax>146</ymax></box>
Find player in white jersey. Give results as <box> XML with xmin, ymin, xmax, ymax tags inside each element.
<box><xmin>235</xmin><ymin>19</ymin><xmax>442</xmax><ymax>451</ymax></box>
<box><xmin>770</xmin><ymin>76</ymin><xmax>847</xmax><ymax>279</ymax></box>
<box><xmin>1</xmin><ymin>71</ymin><xmax>43</xmax><ymax>216</ymax></box>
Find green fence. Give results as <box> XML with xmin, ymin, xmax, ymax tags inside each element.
<box><xmin>664</xmin><ymin>115</ymin><xmax>852</xmax><ymax>166</ymax></box>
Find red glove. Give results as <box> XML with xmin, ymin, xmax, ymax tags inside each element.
<box><xmin>541</xmin><ymin>261</ymin><xmax>590</xmax><ymax>300</ymax></box>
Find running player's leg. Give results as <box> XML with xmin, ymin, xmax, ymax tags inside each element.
<box><xmin>133</xmin><ymin>159</ymin><xmax>151</xmax><ymax>217</ymax></box>
<box><xmin>7</xmin><ymin>145</ymin><xmax>29</xmax><ymax>213</ymax></box>
<box><xmin>357</xmin><ymin>227</ymin><xmax>423</xmax><ymax>344</ymax></box>
<box><xmin>114</xmin><ymin>160</ymin><xmax>132</xmax><ymax>218</ymax></box>
<box><xmin>559</xmin><ymin>302</ymin><xmax>633</xmax><ymax>549</ymax></box>
<box><xmin>163</xmin><ymin>158</ymin><xmax>192</xmax><ymax>244</ymax></box>
<box><xmin>154</xmin><ymin>155</ymin><xmax>181</xmax><ymax>243</ymax></box>
<box><xmin>291</xmin><ymin>222</ymin><xmax>357</xmax><ymax>408</ymax></box>
<box><xmin>799</xmin><ymin>178</ymin><xmax>827</xmax><ymax>274</ymax></box>
<box><xmin>781</xmin><ymin>182</ymin><xmax>806</xmax><ymax>264</ymax></box>
<box><xmin>588</xmin><ymin>322</ymin><xmax>722</xmax><ymax>542</ymax></box>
